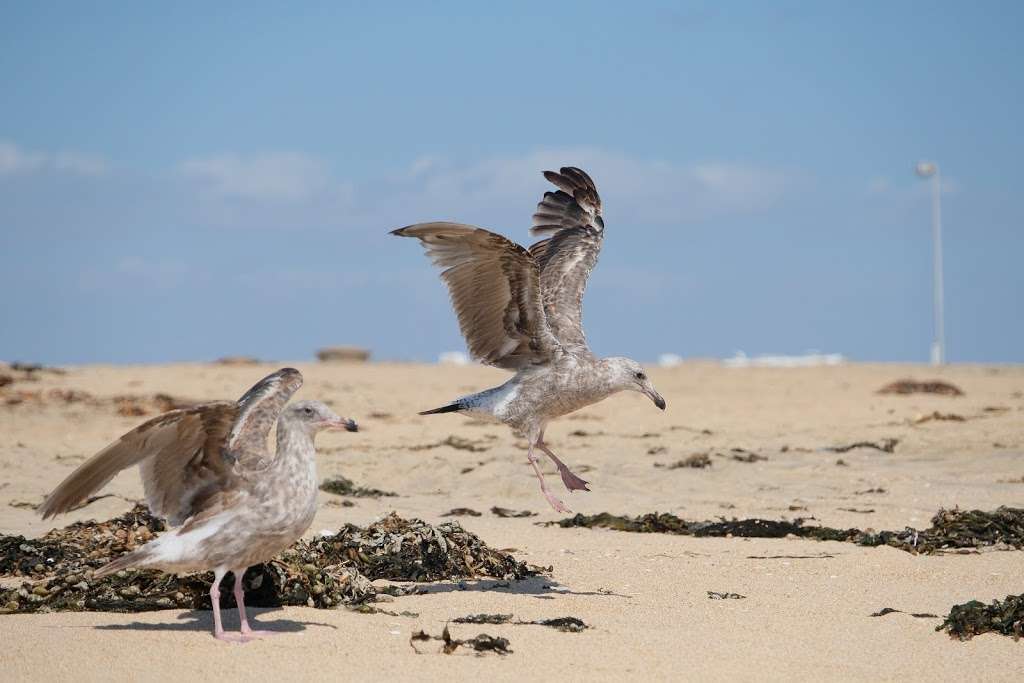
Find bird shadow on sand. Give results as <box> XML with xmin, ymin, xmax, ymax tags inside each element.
<box><xmin>94</xmin><ymin>607</ymin><xmax>336</xmax><ymax>634</ymax></box>
<box><xmin>407</xmin><ymin>576</ymin><xmax>631</xmax><ymax>600</ymax></box>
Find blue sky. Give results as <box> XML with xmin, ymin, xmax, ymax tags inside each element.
<box><xmin>1</xmin><ymin>1</ymin><xmax>1021</xmax><ymax>365</ymax></box>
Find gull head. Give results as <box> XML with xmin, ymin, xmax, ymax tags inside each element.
<box><xmin>606</xmin><ymin>358</ymin><xmax>666</xmax><ymax>411</ymax></box>
<box><xmin>285</xmin><ymin>400</ymin><xmax>358</xmax><ymax>436</ymax></box>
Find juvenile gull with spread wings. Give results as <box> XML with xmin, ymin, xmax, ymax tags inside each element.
<box><xmin>39</xmin><ymin>368</ymin><xmax>358</xmax><ymax>642</ymax></box>
<box><xmin>393</xmin><ymin>166</ymin><xmax>666</xmax><ymax>512</ymax></box>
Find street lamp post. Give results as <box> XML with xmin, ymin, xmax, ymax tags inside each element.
<box><xmin>915</xmin><ymin>161</ymin><xmax>945</xmax><ymax>366</ymax></box>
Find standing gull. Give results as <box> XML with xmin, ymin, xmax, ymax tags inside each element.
<box><xmin>38</xmin><ymin>368</ymin><xmax>357</xmax><ymax>642</ymax></box>
<box><xmin>393</xmin><ymin>166</ymin><xmax>666</xmax><ymax>512</ymax></box>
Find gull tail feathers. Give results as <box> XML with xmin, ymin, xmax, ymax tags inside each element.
<box><xmin>94</xmin><ymin>546</ymin><xmax>155</xmax><ymax>578</ymax></box>
<box><xmin>419</xmin><ymin>401</ymin><xmax>466</xmax><ymax>416</ymax></box>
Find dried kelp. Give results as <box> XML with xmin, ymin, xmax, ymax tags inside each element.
<box><xmin>726</xmin><ymin>448</ymin><xmax>768</xmax><ymax>463</ymax></box>
<box><xmin>442</xmin><ymin>508</ymin><xmax>482</xmax><ymax>517</ymax></box>
<box><xmin>322</xmin><ymin>513</ymin><xmax>539</xmax><ymax>582</ymax></box>
<box><xmin>937</xmin><ymin>594</ymin><xmax>1024</xmax><ymax>640</ymax></box>
<box><xmin>0</xmin><ymin>385</ymin><xmax>195</xmax><ymax>416</ymax></box>
<box><xmin>825</xmin><ymin>438</ymin><xmax>899</xmax><ymax>454</ymax></box>
<box><xmin>0</xmin><ymin>505</ymin><xmax>165</xmax><ymax>578</ymax></box>
<box><xmin>454</xmin><ymin>613</ymin><xmax>513</xmax><ymax>624</ymax></box>
<box><xmin>453</xmin><ymin>613</ymin><xmax>587</xmax><ymax>632</ymax></box>
<box><xmin>708</xmin><ymin>591</ymin><xmax>746</xmax><ymax>600</ymax></box>
<box><xmin>911</xmin><ymin>411</ymin><xmax>966</xmax><ymax>425</ymax></box>
<box><xmin>548</xmin><ymin>507</ymin><xmax>1024</xmax><ymax>555</ymax></box>
<box><xmin>878</xmin><ymin>379</ymin><xmax>964</xmax><ymax>396</ymax></box>
<box><xmin>655</xmin><ymin>453</ymin><xmax>712</xmax><ymax>469</ymax></box>
<box><xmin>870</xmin><ymin>607</ymin><xmax>937</xmax><ymax>618</ymax></box>
<box><xmin>411</xmin><ymin>624</ymin><xmax>512</xmax><ymax>655</ymax></box>
<box><xmin>0</xmin><ymin>509</ymin><xmax>537</xmax><ymax>614</ymax></box>
<box><xmin>491</xmin><ymin>507</ymin><xmax>536</xmax><ymax>518</ymax></box>
<box><xmin>409</xmin><ymin>435</ymin><xmax>492</xmax><ymax>453</ymax></box>
<box><xmin>319</xmin><ymin>475</ymin><xmax>397</xmax><ymax>498</ymax></box>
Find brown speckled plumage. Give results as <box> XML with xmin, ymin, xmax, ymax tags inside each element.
<box><xmin>39</xmin><ymin>368</ymin><xmax>357</xmax><ymax>641</ymax></box>
<box><xmin>394</xmin><ymin>167</ymin><xmax>667</xmax><ymax>513</ymax></box>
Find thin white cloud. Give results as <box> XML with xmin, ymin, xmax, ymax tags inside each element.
<box><xmin>375</xmin><ymin>148</ymin><xmax>799</xmax><ymax>227</ymax></box>
<box><xmin>179</xmin><ymin>152</ymin><xmax>332</xmax><ymax>201</ymax></box>
<box><xmin>53</xmin><ymin>152</ymin><xmax>108</xmax><ymax>176</ymax></box>
<box><xmin>0</xmin><ymin>140</ymin><xmax>104</xmax><ymax>176</ymax></box>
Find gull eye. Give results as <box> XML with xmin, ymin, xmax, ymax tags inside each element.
<box><xmin>303</xmin><ymin>407</ymin><xmax>314</xmax><ymax>415</ymax></box>
<box><xmin>635</xmin><ymin>371</ymin><xmax>646</xmax><ymax>381</ymax></box>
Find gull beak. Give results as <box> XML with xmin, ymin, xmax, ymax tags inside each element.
<box><xmin>644</xmin><ymin>387</ymin><xmax>667</xmax><ymax>411</ymax></box>
<box><xmin>329</xmin><ymin>417</ymin><xmax>358</xmax><ymax>432</ymax></box>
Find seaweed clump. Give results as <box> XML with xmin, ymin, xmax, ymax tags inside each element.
<box><xmin>319</xmin><ymin>475</ymin><xmax>397</xmax><ymax>498</ymax></box>
<box><xmin>548</xmin><ymin>507</ymin><xmax>1024</xmax><ymax>555</ymax></box>
<box><xmin>937</xmin><ymin>594</ymin><xmax>1024</xmax><ymax>640</ymax></box>
<box><xmin>0</xmin><ymin>508</ymin><xmax>537</xmax><ymax>614</ymax></box>
<box><xmin>453</xmin><ymin>613</ymin><xmax>588</xmax><ymax>632</ymax></box>
<box><xmin>410</xmin><ymin>624</ymin><xmax>512</xmax><ymax>655</ymax></box>
<box><xmin>323</xmin><ymin>513</ymin><xmax>539</xmax><ymax>582</ymax></box>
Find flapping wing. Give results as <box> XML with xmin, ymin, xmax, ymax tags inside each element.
<box><xmin>40</xmin><ymin>402</ymin><xmax>239</xmax><ymax>526</ymax></box>
<box><xmin>225</xmin><ymin>368</ymin><xmax>304</xmax><ymax>465</ymax></box>
<box><xmin>528</xmin><ymin>167</ymin><xmax>605</xmax><ymax>351</ymax></box>
<box><xmin>392</xmin><ymin>222</ymin><xmax>558</xmax><ymax>370</ymax></box>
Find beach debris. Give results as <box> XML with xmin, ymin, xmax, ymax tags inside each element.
<box><xmin>454</xmin><ymin>613</ymin><xmax>513</xmax><ymax>624</ymax></box>
<box><xmin>647</xmin><ymin>446</ymin><xmax>667</xmax><ymax>455</ymax></box>
<box><xmin>491</xmin><ymin>506</ymin><xmax>537</xmax><ymax>518</ymax></box>
<box><xmin>835</xmin><ymin>459</ymin><xmax>848</xmax><ymax>466</ymax></box>
<box><xmin>442</xmin><ymin>508</ymin><xmax>482</xmax><ymax>517</ymax></box>
<box><xmin>911</xmin><ymin>411</ymin><xmax>966</xmax><ymax>425</ymax></box>
<box><xmin>569</xmin><ymin>429</ymin><xmax>603</xmax><ymax>437</ymax></box>
<box><xmin>877</xmin><ymin>379</ymin><xmax>964</xmax><ymax>396</ymax></box>
<box><xmin>669</xmin><ymin>425</ymin><xmax>714</xmax><ymax>435</ymax></box>
<box><xmin>0</xmin><ymin>508</ymin><xmax>538</xmax><ymax>614</ymax></box>
<box><xmin>319</xmin><ymin>476</ymin><xmax>397</xmax><ymax>498</ymax></box>
<box><xmin>546</xmin><ymin>506</ymin><xmax>1024</xmax><ymax>555</ymax></box>
<box><xmin>707</xmin><ymin>591</ymin><xmax>746</xmax><ymax>600</ymax></box>
<box><xmin>0</xmin><ymin>385</ymin><xmax>195</xmax><ymax>417</ymax></box>
<box><xmin>838</xmin><ymin>507</ymin><xmax>875</xmax><ymax>514</ymax></box>
<box><xmin>937</xmin><ymin>594</ymin><xmax>1024</xmax><ymax>640</ymax></box>
<box><xmin>410</xmin><ymin>624</ymin><xmax>512</xmax><ymax>655</ymax></box>
<box><xmin>825</xmin><ymin>438</ymin><xmax>899</xmax><ymax>454</ymax></box>
<box><xmin>870</xmin><ymin>607</ymin><xmax>938</xmax><ymax>618</ymax></box>
<box><xmin>531</xmin><ymin>616</ymin><xmax>588</xmax><ymax>632</ymax></box>
<box><xmin>855</xmin><ymin>487</ymin><xmax>887</xmax><ymax>495</ymax></box>
<box><xmin>747</xmin><ymin>553</ymin><xmax>834</xmax><ymax>559</ymax></box>
<box><xmin>655</xmin><ymin>453</ymin><xmax>712</xmax><ymax>469</ymax></box>
<box><xmin>349</xmin><ymin>604</ymin><xmax>419</xmax><ymax>617</ymax></box>
<box><xmin>213</xmin><ymin>356</ymin><xmax>262</xmax><ymax>365</ymax></box>
<box><xmin>316</xmin><ymin>346</ymin><xmax>371</xmax><ymax>363</ymax></box>
<box><xmin>725</xmin><ymin>448</ymin><xmax>768</xmax><ymax>463</ymax></box>
<box><xmin>409</xmin><ymin>435</ymin><xmax>492</xmax><ymax>453</ymax></box>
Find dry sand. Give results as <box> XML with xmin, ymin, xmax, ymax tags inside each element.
<box><xmin>1</xmin><ymin>361</ymin><xmax>1022</xmax><ymax>681</ymax></box>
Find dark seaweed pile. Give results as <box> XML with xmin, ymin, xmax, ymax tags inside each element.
<box><xmin>319</xmin><ymin>475</ymin><xmax>397</xmax><ymax>498</ymax></box>
<box><xmin>0</xmin><ymin>508</ymin><xmax>538</xmax><ymax>614</ymax></box>
<box><xmin>548</xmin><ymin>507</ymin><xmax>1024</xmax><ymax>555</ymax></box>
<box><xmin>937</xmin><ymin>594</ymin><xmax>1024</xmax><ymax>640</ymax></box>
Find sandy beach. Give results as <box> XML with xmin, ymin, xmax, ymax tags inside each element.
<box><xmin>1</xmin><ymin>360</ymin><xmax>1022</xmax><ymax>681</ymax></box>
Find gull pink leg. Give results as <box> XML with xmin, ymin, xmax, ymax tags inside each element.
<box><xmin>211</xmin><ymin>569</ymin><xmax>240</xmax><ymax>642</ymax></box>
<box><xmin>528</xmin><ymin>442</ymin><xmax>571</xmax><ymax>513</ymax></box>
<box><xmin>536</xmin><ymin>428</ymin><xmax>590</xmax><ymax>493</ymax></box>
<box><xmin>537</xmin><ymin>441</ymin><xmax>590</xmax><ymax>492</ymax></box>
<box><xmin>234</xmin><ymin>568</ymin><xmax>276</xmax><ymax>639</ymax></box>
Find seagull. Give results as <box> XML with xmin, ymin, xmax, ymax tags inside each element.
<box><xmin>38</xmin><ymin>368</ymin><xmax>357</xmax><ymax>642</ymax></box>
<box><xmin>393</xmin><ymin>166</ymin><xmax>666</xmax><ymax>512</ymax></box>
